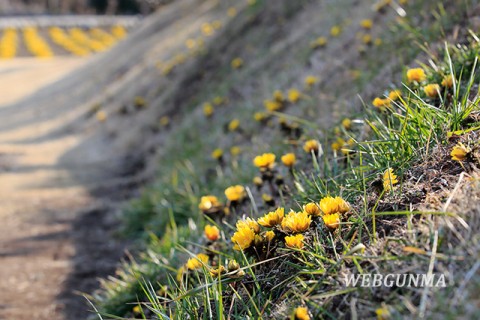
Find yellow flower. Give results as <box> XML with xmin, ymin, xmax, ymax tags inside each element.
<box><xmin>423</xmin><ymin>83</ymin><xmax>440</xmax><ymax>98</ymax></box>
<box><xmin>304</xmin><ymin>75</ymin><xmax>319</xmax><ymax>88</ymax></box>
<box><xmin>204</xmin><ymin>225</ymin><xmax>220</xmax><ymax>241</ymax></box>
<box><xmin>374</xmin><ymin>38</ymin><xmax>382</xmax><ymax>46</ymax></box>
<box><xmin>225</xmin><ymin>185</ymin><xmax>246</xmax><ymax>202</ymax></box>
<box><xmin>303</xmin><ymin>139</ymin><xmax>320</xmax><ymax>154</ymax></box>
<box><xmin>323</xmin><ymin>213</ymin><xmax>340</xmax><ymax>230</ymax></box>
<box><xmin>294</xmin><ymin>306</ymin><xmax>310</xmax><ymax>320</ymax></box>
<box><xmin>203</xmin><ymin>103</ymin><xmax>214</xmax><ymax>117</ymax></box>
<box><xmin>199</xmin><ymin>195</ymin><xmax>222</xmax><ymax>212</ymax></box>
<box><xmin>303</xmin><ymin>202</ymin><xmax>321</xmax><ymax>216</ymax></box>
<box><xmin>231</xmin><ymin>225</ymin><xmax>256</xmax><ymax>250</ymax></box>
<box><xmin>376</xmin><ymin>305</ymin><xmax>391</xmax><ymax>320</ymax></box>
<box><xmin>406</xmin><ymin>68</ymin><xmax>426</xmax><ymax>82</ymax></box>
<box><xmin>201</xmin><ymin>23</ymin><xmax>214</xmax><ymax>36</ymax></box>
<box><xmin>360</xmin><ymin>19</ymin><xmax>373</xmax><ymax>29</ymax></box>
<box><xmin>231</xmin><ymin>57</ymin><xmax>244</xmax><ymax>69</ymax></box>
<box><xmin>362</xmin><ymin>34</ymin><xmax>372</xmax><ymax>45</ymax></box>
<box><xmin>210</xmin><ymin>265</ymin><xmax>227</xmax><ymax>277</ymax></box>
<box><xmin>213</xmin><ymin>96</ymin><xmax>224</xmax><ymax>105</ymax></box>
<box><xmin>441</xmin><ymin>74</ymin><xmax>454</xmax><ymax>88</ymax></box>
<box><xmin>281</xmin><ymin>153</ymin><xmax>296</xmax><ymax>167</ymax></box>
<box><xmin>227</xmin><ymin>7</ymin><xmax>237</xmax><ymax>17</ymax></box>
<box><xmin>388</xmin><ymin>90</ymin><xmax>401</xmax><ymax>101</ymax></box>
<box><xmin>228</xmin><ymin>119</ymin><xmax>240</xmax><ymax>131</ymax></box>
<box><xmin>211</xmin><ymin>148</ymin><xmax>223</xmax><ymax>160</ymax></box>
<box><xmin>319</xmin><ymin>196</ymin><xmax>350</xmax><ymax>215</ymax></box>
<box><xmin>237</xmin><ymin>217</ymin><xmax>260</xmax><ymax>233</ymax></box>
<box><xmin>330</xmin><ymin>25</ymin><xmax>341</xmax><ymax>37</ymax></box>
<box><xmin>133</xmin><ymin>305</ymin><xmax>142</xmax><ymax>314</ymax></box>
<box><xmin>264</xmin><ymin>99</ymin><xmax>282</xmax><ymax>112</ymax></box>
<box><xmin>264</xmin><ymin>230</ymin><xmax>275</xmax><ymax>242</ymax></box>
<box><xmin>262</xmin><ymin>193</ymin><xmax>275</xmax><ymax>206</ymax></box>
<box><xmin>96</xmin><ymin>110</ymin><xmax>107</xmax><ymax>122</ymax></box>
<box><xmin>212</xmin><ymin>20</ymin><xmax>222</xmax><ymax>30</ymax></box>
<box><xmin>230</xmin><ymin>146</ymin><xmax>241</xmax><ymax>156</ymax></box>
<box><xmin>186</xmin><ymin>253</ymin><xmax>209</xmax><ymax>270</ymax></box>
<box><xmin>310</xmin><ymin>36</ymin><xmax>327</xmax><ymax>48</ymax></box>
<box><xmin>273</xmin><ymin>90</ymin><xmax>285</xmax><ymax>102</ymax></box>
<box><xmin>288</xmin><ymin>88</ymin><xmax>301</xmax><ymax>103</ymax></box>
<box><xmin>451</xmin><ymin>143</ymin><xmax>470</xmax><ymax>161</ymax></box>
<box><xmin>254</xmin><ymin>112</ymin><xmax>267</xmax><ymax>121</ymax></box>
<box><xmin>372</xmin><ymin>97</ymin><xmax>391</xmax><ymax>109</ymax></box>
<box><xmin>285</xmin><ymin>234</ymin><xmax>304</xmax><ymax>249</ymax></box>
<box><xmin>253</xmin><ymin>176</ymin><xmax>263</xmax><ymax>186</ymax></box>
<box><xmin>383</xmin><ymin>168</ymin><xmax>398</xmax><ymax>192</ymax></box>
<box><xmin>258</xmin><ymin>207</ymin><xmax>284</xmax><ymax>227</ymax></box>
<box><xmin>331</xmin><ymin>137</ymin><xmax>346</xmax><ymax>152</ymax></box>
<box><xmin>253</xmin><ymin>153</ymin><xmax>276</xmax><ymax>169</ymax></box>
<box><xmin>185</xmin><ymin>38</ymin><xmax>196</xmax><ymax>49</ymax></box>
<box><xmin>159</xmin><ymin>116</ymin><xmax>170</xmax><ymax>126</ymax></box>
<box><xmin>342</xmin><ymin>118</ymin><xmax>352</xmax><ymax>130</ymax></box>
<box><xmin>281</xmin><ymin>211</ymin><xmax>312</xmax><ymax>233</ymax></box>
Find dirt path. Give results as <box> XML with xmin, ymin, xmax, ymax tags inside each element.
<box><xmin>0</xmin><ymin>57</ymin><xmax>128</xmax><ymax>319</ymax></box>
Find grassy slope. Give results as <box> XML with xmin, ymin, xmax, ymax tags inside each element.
<box><xmin>91</xmin><ymin>0</ymin><xmax>480</xmax><ymax>318</ymax></box>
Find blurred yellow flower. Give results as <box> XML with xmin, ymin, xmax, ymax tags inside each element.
<box><xmin>96</xmin><ymin>110</ymin><xmax>107</xmax><ymax>122</ymax></box>
<box><xmin>185</xmin><ymin>38</ymin><xmax>196</xmax><ymax>49</ymax></box>
<box><xmin>360</xmin><ymin>19</ymin><xmax>373</xmax><ymax>29</ymax></box>
<box><xmin>212</xmin><ymin>20</ymin><xmax>222</xmax><ymax>30</ymax></box>
<box><xmin>227</xmin><ymin>7</ymin><xmax>237</xmax><ymax>17</ymax></box>
<box><xmin>323</xmin><ymin>213</ymin><xmax>340</xmax><ymax>230</ymax></box>
<box><xmin>186</xmin><ymin>253</ymin><xmax>209</xmax><ymax>270</ymax></box>
<box><xmin>201</xmin><ymin>23</ymin><xmax>214</xmax><ymax>36</ymax></box>
<box><xmin>228</xmin><ymin>119</ymin><xmax>240</xmax><ymax>131</ymax></box>
<box><xmin>304</xmin><ymin>75</ymin><xmax>319</xmax><ymax>89</ymax></box>
<box><xmin>281</xmin><ymin>211</ymin><xmax>312</xmax><ymax>233</ymax></box>
<box><xmin>423</xmin><ymin>83</ymin><xmax>440</xmax><ymax>98</ymax></box>
<box><xmin>258</xmin><ymin>207</ymin><xmax>284</xmax><ymax>227</ymax></box>
<box><xmin>159</xmin><ymin>116</ymin><xmax>170</xmax><ymax>126</ymax></box>
<box><xmin>264</xmin><ymin>99</ymin><xmax>282</xmax><ymax>112</ymax></box>
<box><xmin>285</xmin><ymin>234</ymin><xmax>304</xmax><ymax>249</ymax></box>
<box><xmin>330</xmin><ymin>25</ymin><xmax>341</xmax><ymax>36</ymax></box>
<box><xmin>203</xmin><ymin>103</ymin><xmax>214</xmax><ymax>117</ymax></box>
<box><xmin>342</xmin><ymin>118</ymin><xmax>352</xmax><ymax>130</ymax></box>
<box><xmin>199</xmin><ymin>195</ymin><xmax>222</xmax><ymax>212</ymax></box>
<box><xmin>451</xmin><ymin>143</ymin><xmax>470</xmax><ymax>161</ymax></box>
<box><xmin>254</xmin><ymin>112</ymin><xmax>267</xmax><ymax>122</ymax></box>
<box><xmin>253</xmin><ymin>153</ymin><xmax>276</xmax><ymax>169</ymax></box>
<box><xmin>406</xmin><ymin>68</ymin><xmax>426</xmax><ymax>82</ymax></box>
<box><xmin>232</xmin><ymin>225</ymin><xmax>256</xmax><ymax>250</ymax></box>
<box><xmin>204</xmin><ymin>225</ymin><xmax>220</xmax><ymax>241</ymax></box>
<box><xmin>230</xmin><ymin>146</ymin><xmax>241</xmax><ymax>156</ymax></box>
<box><xmin>319</xmin><ymin>196</ymin><xmax>350</xmax><ymax>215</ymax></box>
<box><xmin>247</xmin><ymin>0</ymin><xmax>256</xmax><ymax>5</ymax></box>
<box><xmin>374</xmin><ymin>38</ymin><xmax>382</xmax><ymax>46</ymax></box>
<box><xmin>376</xmin><ymin>305</ymin><xmax>391</xmax><ymax>320</ymax></box>
<box><xmin>310</xmin><ymin>36</ymin><xmax>327</xmax><ymax>48</ymax></box>
<box><xmin>303</xmin><ymin>202</ymin><xmax>321</xmax><ymax>216</ymax></box>
<box><xmin>225</xmin><ymin>185</ymin><xmax>246</xmax><ymax>202</ymax></box>
<box><xmin>133</xmin><ymin>305</ymin><xmax>141</xmax><ymax>314</ymax></box>
<box><xmin>211</xmin><ymin>148</ymin><xmax>223</xmax><ymax>160</ymax></box>
<box><xmin>288</xmin><ymin>88</ymin><xmax>301</xmax><ymax>103</ymax></box>
<box><xmin>383</xmin><ymin>168</ymin><xmax>398</xmax><ymax>192</ymax></box>
<box><xmin>331</xmin><ymin>137</ymin><xmax>346</xmax><ymax>152</ymax></box>
<box><xmin>372</xmin><ymin>97</ymin><xmax>391</xmax><ymax>109</ymax></box>
<box><xmin>303</xmin><ymin>139</ymin><xmax>320</xmax><ymax>154</ymax></box>
<box><xmin>213</xmin><ymin>96</ymin><xmax>224</xmax><ymax>105</ymax></box>
<box><xmin>273</xmin><ymin>90</ymin><xmax>285</xmax><ymax>102</ymax></box>
<box><xmin>388</xmin><ymin>90</ymin><xmax>401</xmax><ymax>101</ymax></box>
<box><xmin>281</xmin><ymin>153</ymin><xmax>296</xmax><ymax>167</ymax></box>
<box><xmin>294</xmin><ymin>306</ymin><xmax>310</xmax><ymax>320</ymax></box>
<box><xmin>441</xmin><ymin>74</ymin><xmax>454</xmax><ymax>88</ymax></box>
<box><xmin>253</xmin><ymin>176</ymin><xmax>263</xmax><ymax>186</ymax></box>
<box><xmin>231</xmin><ymin>57</ymin><xmax>244</xmax><ymax>69</ymax></box>
<box><xmin>362</xmin><ymin>34</ymin><xmax>372</xmax><ymax>45</ymax></box>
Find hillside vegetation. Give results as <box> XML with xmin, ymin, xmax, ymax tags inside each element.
<box><xmin>55</xmin><ymin>0</ymin><xmax>480</xmax><ymax>318</ymax></box>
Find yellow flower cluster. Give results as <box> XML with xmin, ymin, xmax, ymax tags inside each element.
<box><xmin>319</xmin><ymin>196</ymin><xmax>350</xmax><ymax>230</ymax></box>
<box><xmin>0</xmin><ymin>28</ymin><xmax>17</xmax><ymax>58</ymax></box>
<box><xmin>23</xmin><ymin>27</ymin><xmax>53</xmax><ymax>58</ymax></box>
<box><xmin>383</xmin><ymin>168</ymin><xmax>398</xmax><ymax>192</ymax></box>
